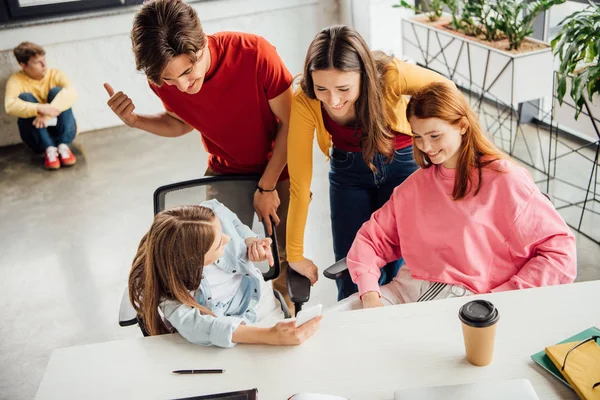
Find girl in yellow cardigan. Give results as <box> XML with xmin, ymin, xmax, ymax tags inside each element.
<box><xmin>286</xmin><ymin>25</ymin><xmax>452</xmax><ymax>300</ymax></box>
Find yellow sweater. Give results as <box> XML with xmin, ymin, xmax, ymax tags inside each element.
<box><xmin>4</xmin><ymin>69</ymin><xmax>78</xmax><ymax>119</ymax></box>
<box><xmin>286</xmin><ymin>59</ymin><xmax>452</xmax><ymax>262</ymax></box>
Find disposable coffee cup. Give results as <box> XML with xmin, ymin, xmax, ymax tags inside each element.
<box><xmin>459</xmin><ymin>300</ymin><xmax>500</xmax><ymax>366</ymax></box>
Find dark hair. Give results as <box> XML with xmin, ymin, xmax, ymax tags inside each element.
<box><xmin>13</xmin><ymin>42</ymin><xmax>45</xmax><ymax>65</ymax></box>
<box><xmin>300</xmin><ymin>25</ymin><xmax>395</xmax><ymax>172</ymax></box>
<box><xmin>129</xmin><ymin>205</ymin><xmax>217</xmax><ymax>336</ymax></box>
<box><xmin>131</xmin><ymin>0</ymin><xmax>206</xmax><ymax>85</ymax></box>
<box><xmin>406</xmin><ymin>83</ymin><xmax>507</xmax><ymax>200</ymax></box>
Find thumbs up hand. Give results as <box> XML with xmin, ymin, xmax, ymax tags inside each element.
<box><xmin>104</xmin><ymin>83</ymin><xmax>139</xmax><ymax>128</ymax></box>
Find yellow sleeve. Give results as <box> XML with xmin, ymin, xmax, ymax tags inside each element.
<box><xmin>49</xmin><ymin>69</ymin><xmax>78</xmax><ymax>112</ymax></box>
<box><xmin>4</xmin><ymin>74</ymin><xmax>38</xmax><ymax>118</ymax></box>
<box><xmin>395</xmin><ymin>60</ymin><xmax>454</xmax><ymax>95</ymax></box>
<box><xmin>286</xmin><ymin>93</ymin><xmax>317</xmax><ymax>262</ymax></box>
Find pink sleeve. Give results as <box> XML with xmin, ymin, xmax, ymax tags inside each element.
<box><xmin>347</xmin><ymin>191</ymin><xmax>403</xmax><ymax>298</ymax></box>
<box><xmin>491</xmin><ymin>191</ymin><xmax>577</xmax><ymax>292</ymax></box>
<box><xmin>255</xmin><ymin>37</ymin><xmax>293</xmax><ymax>100</ymax></box>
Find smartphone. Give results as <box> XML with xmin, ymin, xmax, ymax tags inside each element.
<box><xmin>295</xmin><ymin>304</ymin><xmax>322</xmax><ymax>327</ymax></box>
<box><xmin>46</xmin><ymin>117</ymin><xmax>58</xmax><ymax>126</ymax></box>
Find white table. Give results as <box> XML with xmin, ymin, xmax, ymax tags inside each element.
<box><xmin>36</xmin><ymin>281</ymin><xmax>600</xmax><ymax>400</ymax></box>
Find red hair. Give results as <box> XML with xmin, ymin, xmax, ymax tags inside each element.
<box><xmin>406</xmin><ymin>83</ymin><xmax>507</xmax><ymax>200</ymax></box>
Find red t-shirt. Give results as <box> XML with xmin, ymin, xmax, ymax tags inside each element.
<box><xmin>150</xmin><ymin>32</ymin><xmax>293</xmax><ymax>177</ymax></box>
<box><xmin>322</xmin><ymin>106</ymin><xmax>412</xmax><ymax>152</ymax></box>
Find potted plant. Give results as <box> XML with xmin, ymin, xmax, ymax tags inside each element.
<box><xmin>551</xmin><ymin>1</ymin><xmax>600</xmax><ymax>126</ymax></box>
<box><xmin>399</xmin><ymin>0</ymin><xmax>563</xmax><ymax>106</ymax></box>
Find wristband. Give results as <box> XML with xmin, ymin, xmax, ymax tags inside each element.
<box><xmin>256</xmin><ymin>184</ymin><xmax>276</xmax><ymax>193</ymax></box>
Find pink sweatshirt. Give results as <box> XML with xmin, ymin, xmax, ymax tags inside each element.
<box><xmin>347</xmin><ymin>159</ymin><xmax>577</xmax><ymax>297</ymax></box>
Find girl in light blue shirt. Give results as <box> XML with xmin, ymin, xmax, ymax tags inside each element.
<box><xmin>129</xmin><ymin>199</ymin><xmax>321</xmax><ymax>348</ymax></box>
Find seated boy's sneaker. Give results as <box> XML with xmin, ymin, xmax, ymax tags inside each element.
<box><xmin>45</xmin><ymin>147</ymin><xmax>60</xmax><ymax>170</ymax></box>
<box><xmin>57</xmin><ymin>144</ymin><xmax>76</xmax><ymax>166</ymax></box>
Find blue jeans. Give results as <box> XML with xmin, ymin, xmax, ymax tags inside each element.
<box><xmin>329</xmin><ymin>146</ymin><xmax>419</xmax><ymax>300</ymax></box>
<box><xmin>17</xmin><ymin>87</ymin><xmax>77</xmax><ymax>153</ymax></box>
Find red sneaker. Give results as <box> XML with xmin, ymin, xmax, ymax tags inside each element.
<box><xmin>45</xmin><ymin>147</ymin><xmax>60</xmax><ymax>170</ymax></box>
<box><xmin>58</xmin><ymin>144</ymin><xmax>77</xmax><ymax>166</ymax></box>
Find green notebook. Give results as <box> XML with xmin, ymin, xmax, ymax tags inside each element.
<box><xmin>531</xmin><ymin>326</ymin><xmax>600</xmax><ymax>388</ymax></box>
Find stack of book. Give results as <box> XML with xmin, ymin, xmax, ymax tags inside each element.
<box><xmin>531</xmin><ymin>326</ymin><xmax>600</xmax><ymax>400</ymax></box>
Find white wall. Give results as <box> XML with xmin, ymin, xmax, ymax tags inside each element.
<box><xmin>338</xmin><ymin>0</ymin><xmax>414</xmax><ymax>59</ymax></box>
<box><xmin>0</xmin><ymin>0</ymin><xmax>339</xmax><ymax>147</ymax></box>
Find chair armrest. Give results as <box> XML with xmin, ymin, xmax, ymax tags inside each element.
<box><xmin>323</xmin><ymin>258</ymin><xmax>349</xmax><ymax>280</ymax></box>
<box><xmin>286</xmin><ymin>266</ymin><xmax>311</xmax><ymax>304</ymax></box>
<box><xmin>119</xmin><ymin>286</ymin><xmax>138</xmax><ymax>327</ymax></box>
<box><xmin>261</xmin><ymin>216</ymin><xmax>281</xmax><ymax>282</ymax></box>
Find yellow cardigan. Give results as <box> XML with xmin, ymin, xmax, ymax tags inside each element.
<box><xmin>4</xmin><ymin>69</ymin><xmax>77</xmax><ymax>119</ymax></box>
<box><xmin>286</xmin><ymin>59</ymin><xmax>452</xmax><ymax>263</ymax></box>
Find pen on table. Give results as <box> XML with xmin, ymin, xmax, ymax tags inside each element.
<box><xmin>172</xmin><ymin>369</ymin><xmax>225</xmax><ymax>374</ymax></box>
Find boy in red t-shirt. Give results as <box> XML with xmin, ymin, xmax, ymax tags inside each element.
<box><xmin>104</xmin><ymin>0</ymin><xmax>298</xmax><ymax>312</ymax></box>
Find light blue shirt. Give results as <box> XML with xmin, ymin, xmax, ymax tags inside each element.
<box><xmin>160</xmin><ymin>199</ymin><xmax>264</xmax><ymax>348</ymax></box>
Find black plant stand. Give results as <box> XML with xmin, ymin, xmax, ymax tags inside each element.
<box><xmin>547</xmin><ymin>73</ymin><xmax>600</xmax><ymax>244</ymax></box>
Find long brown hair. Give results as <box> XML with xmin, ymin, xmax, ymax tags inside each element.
<box><xmin>129</xmin><ymin>206</ymin><xmax>216</xmax><ymax>335</ymax></box>
<box><xmin>131</xmin><ymin>0</ymin><xmax>206</xmax><ymax>85</ymax></box>
<box><xmin>300</xmin><ymin>25</ymin><xmax>395</xmax><ymax>172</ymax></box>
<box><xmin>406</xmin><ymin>83</ymin><xmax>507</xmax><ymax>200</ymax></box>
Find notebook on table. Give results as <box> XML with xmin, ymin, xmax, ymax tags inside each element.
<box><xmin>531</xmin><ymin>326</ymin><xmax>600</xmax><ymax>388</ymax></box>
<box><xmin>394</xmin><ymin>378</ymin><xmax>539</xmax><ymax>400</ymax></box>
<box><xmin>545</xmin><ymin>339</ymin><xmax>600</xmax><ymax>400</ymax></box>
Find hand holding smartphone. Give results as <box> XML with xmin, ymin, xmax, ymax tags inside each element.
<box><xmin>295</xmin><ymin>304</ymin><xmax>322</xmax><ymax>327</ymax></box>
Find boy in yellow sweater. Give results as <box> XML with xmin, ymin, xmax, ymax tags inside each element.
<box><xmin>4</xmin><ymin>42</ymin><xmax>78</xmax><ymax>170</ymax></box>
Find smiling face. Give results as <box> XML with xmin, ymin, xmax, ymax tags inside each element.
<box><xmin>202</xmin><ymin>217</ymin><xmax>231</xmax><ymax>266</ymax></box>
<box><xmin>161</xmin><ymin>48</ymin><xmax>211</xmax><ymax>94</ymax></box>
<box><xmin>410</xmin><ymin>116</ymin><xmax>466</xmax><ymax>169</ymax></box>
<box><xmin>311</xmin><ymin>68</ymin><xmax>361</xmax><ymax>123</ymax></box>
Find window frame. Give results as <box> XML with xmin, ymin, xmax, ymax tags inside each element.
<box><xmin>0</xmin><ymin>0</ymin><xmax>143</xmax><ymax>24</ymax></box>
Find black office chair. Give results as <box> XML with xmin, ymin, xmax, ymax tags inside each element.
<box><xmin>119</xmin><ymin>175</ymin><xmax>311</xmax><ymax>336</ymax></box>
<box><xmin>322</xmin><ymin>192</ymin><xmax>556</xmax><ymax>281</ymax></box>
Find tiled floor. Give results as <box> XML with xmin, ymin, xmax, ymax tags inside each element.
<box><xmin>0</xmin><ymin>121</ymin><xmax>598</xmax><ymax>399</ymax></box>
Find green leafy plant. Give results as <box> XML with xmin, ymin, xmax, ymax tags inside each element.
<box><xmin>495</xmin><ymin>0</ymin><xmax>565</xmax><ymax>51</ymax></box>
<box><xmin>462</xmin><ymin>0</ymin><xmax>500</xmax><ymax>41</ymax></box>
<box><xmin>393</xmin><ymin>0</ymin><xmax>444</xmax><ymax>22</ymax></box>
<box><xmin>440</xmin><ymin>0</ymin><xmax>462</xmax><ymax>31</ymax></box>
<box><xmin>457</xmin><ymin>0</ymin><xmax>483</xmax><ymax>37</ymax></box>
<box><xmin>396</xmin><ymin>0</ymin><xmax>566</xmax><ymax>52</ymax></box>
<box><xmin>551</xmin><ymin>1</ymin><xmax>600</xmax><ymax>119</ymax></box>
<box><xmin>393</xmin><ymin>0</ymin><xmax>468</xmax><ymax>31</ymax></box>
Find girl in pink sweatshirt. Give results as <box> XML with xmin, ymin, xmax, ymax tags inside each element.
<box><xmin>344</xmin><ymin>83</ymin><xmax>577</xmax><ymax>309</ymax></box>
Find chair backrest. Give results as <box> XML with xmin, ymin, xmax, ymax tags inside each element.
<box><xmin>119</xmin><ymin>175</ymin><xmax>281</xmax><ymax>333</ymax></box>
